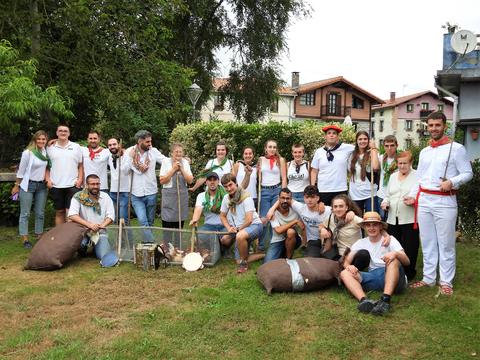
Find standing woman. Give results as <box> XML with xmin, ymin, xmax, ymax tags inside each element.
<box><xmin>11</xmin><ymin>131</ymin><xmax>50</xmax><ymax>248</ymax></box>
<box><xmin>287</xmin><ymin>144</ymin><xmax>310</xmax><ymax>203</ymax></box>
<box><xmin>160</xmin><ymin>144</ymin><xmax>194</xmax><ymax>240</ymax></box>
<box><xmin>258</xmin><ymin>139</ymin><xmax>287</xmax><ymax>251</ymax></box>
<box><xmin>380</xmin><ymin>151</ymin><xmax>419</xmax><ymax>281</ymax></box>
<box><xmin>189</xmin><ymin>140</ymin><xmax>233</xmax><ymax>192</ymax></box>
<box><xmin>348</xmin><ymin>131</ymin><xmax>380</xmax><ymax>213</ymax></box>
<box><xmin>232</xmin><ymin>146</ymin><xmax>258</xmax><ymax>206</ymax></box>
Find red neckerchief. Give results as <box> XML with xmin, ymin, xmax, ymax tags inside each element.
<box><xmin>429</xmin><ymin>136</ymin><xmax>450</xmax><ymax>148</ymax></box>
<box><xmin>265</xmin><ymin>155</ymin><xmax>278</xmax><ymax>170</ymax></box>
<box><xmin>88</xmin><ymin>147</ymin><xmax>103</xmax><ymax>160</ymax></box>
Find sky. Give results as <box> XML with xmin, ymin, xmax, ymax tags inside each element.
<box><xmin>217</xmin><ymin>0</ymin><xmax>480</xmax><ymax>101</ymax></box>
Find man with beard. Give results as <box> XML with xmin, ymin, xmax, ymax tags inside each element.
<box><xmin>68</xmin><ymin>174</ymin><xmax>118</xmax><ymax>267</ymax></box>
<box><xmin>263</xmin><ymin>188</ymin><xmax>304</xmax><ymax>263</ymax></box>
<box><xmin>107</xmin><ymin>137</ymin><xmax>131</xmax><ymax>224</ymax></box>
<box><xmin>377</xmin><ymin>135</ymin><xmax>398</xmax><ymax>220</ymax></box>
<box><xmin>81</xmin><ymin>131</ymin><xmax>110</xmax><ymax>191</ymax></box>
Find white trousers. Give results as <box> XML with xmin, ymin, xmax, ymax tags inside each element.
<box><xmin>417</xmin><ymin>203</ymin><xmax>457</xmax><ymax>287</ymax></box>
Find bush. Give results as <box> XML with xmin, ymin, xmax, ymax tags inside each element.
<box><xmin>457</xmin><ymin>159</ymin><xmax>480</xmax><ymax>244</ymax></box>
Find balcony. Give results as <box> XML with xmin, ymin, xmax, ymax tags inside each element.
<box><xmin>420</xmin><ymin>109</ymin><xmax>434</xmax><ymax>118</ymax></box>
<box><xmin>321</xmin><ymin>105</ymin><xmax>352</xmax><ymax>117</ymax></box>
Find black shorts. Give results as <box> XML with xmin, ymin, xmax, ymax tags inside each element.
<box><xmin>50</xmin><ymin>186</ymin><xmax>82</xmax><ymax>210</ymax></box>
<box><xmin>318</xmin><ymin>191</ymin><xmax>348</xmax><ymax>207</ymax></box>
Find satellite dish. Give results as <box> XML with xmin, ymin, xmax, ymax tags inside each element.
<box><xmin>451</xmin><ymin>30</ymin><xmax>478</xmax><ymax>54</ymax></box>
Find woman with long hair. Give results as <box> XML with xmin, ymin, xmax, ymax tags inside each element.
<box><xmin>348</xmin><ymin>131</ymin><xmax>380</xmax><ymax>213</ymax></box>
<box><xmin>11</xmin><ymin>130</ymin><xmax>51</xmax><ymax>248</ymax></box>
<box><xmin>232</xmin><ymin>146</ymin><xmax>258</xmax><ymax>206</ymax></box>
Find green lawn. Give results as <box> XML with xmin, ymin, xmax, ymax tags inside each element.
<box><xmin>0</xmin><ymin>225</ymin><xmax>479</xmax><ymax>360</ymax></box>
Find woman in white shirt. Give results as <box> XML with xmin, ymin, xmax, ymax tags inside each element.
<box><xmin>11</xmin><ymin>131</ymin><xmax>50</xmax><ymax>248</ymax></box>
<box><xmin>232</xmin><ymin>146</ymin><xmax>258</xmax><ymax>206</ymax></box>
<box><xmin>160</xmin><ymin>143</ymin><xmax>194</xmax><ymax>241</ymax></box>
<box><xmin>287</xmin><ymin>144</ymin><xmax>310</xmax><ymax>203</ymax></box>
<box><xmin>348</xmin><ymin>131</ymin><xmax>380</xmax><ymax>214</ymax></box>
<box><xmin>381</xmin><ymin>150</ymin><xmax>419</xmax><ymax>280</ymax></box>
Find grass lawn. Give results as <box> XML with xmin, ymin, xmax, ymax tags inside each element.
<box><xmin>0</xmin><ymin>224</ymin><xmax>479</xmax><ymax>360</ymax></box>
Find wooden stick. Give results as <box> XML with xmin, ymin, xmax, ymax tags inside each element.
<box><xmin>116</xmin><ymin>139</ymin><xmax>122</xmax><ymax>225</ymax></box>
<box><xmin>370</xmin><ymin>149</ymin><xmax>375</xmax><ymax>211</ymax></box>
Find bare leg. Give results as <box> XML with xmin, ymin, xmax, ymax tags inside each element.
<box><xmin>285</xmin><ymin>229</ymin><xmax>297</xmax><ymax>259</ymax></box>
<box><xmin>340</xmin><ymin>269</ymin><xmax>366</xmax><ymax>301</ymax></box>
<box><xmin>55</xmin><ymin>210</ymin><xmax>66</xmax><ymax>225</ymax></box>
<box><xmin>383</xmin><ymin>259</ymin><xmax>400</xmax><ymax>295</ymax></box>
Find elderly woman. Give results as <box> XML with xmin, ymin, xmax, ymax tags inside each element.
<box><xmin>381</xmin><ymin>151</ymin><xmax>419</xmax><ymax>281</ymax></box>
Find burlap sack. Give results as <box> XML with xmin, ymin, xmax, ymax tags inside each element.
<box><xmin>257</xmin><ymin>257</ymin><xmax>341</xmax><ymax>294</ymax></box>
<box><xmin>25</xmin><ymin>222</ymin><xmax>89</xmax><ymax>270</ymax></box>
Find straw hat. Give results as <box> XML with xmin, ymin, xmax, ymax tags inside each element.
<box><xmin>359</xmin><ymin>211</ymin><xmax>388</xmax><ymax>230</ymax></box>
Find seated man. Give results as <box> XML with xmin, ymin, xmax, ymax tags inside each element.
<box><xmin>264</xmin><ymin>188</ymin><xmax>304</xmax><ymax>263</ymax></box>
<box><xmin>219</xmin><ymin>174</ymin><xmax>264</xmax><ymax>273</ymax></box>
<box><xmin>68</xmin><ymin>174</ymin><xmax>118</xmax><ymax>267</ymax></box>
<box><xmin>340</xmin><ymin>211</ymin><xmax>409</xmax><ymax>316</ymax></box>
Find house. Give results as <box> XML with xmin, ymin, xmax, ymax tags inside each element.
<box><xmin>199</xmin><ymin>78</ymin><xmax>297</xmax><ymax>123</ymax></box>
<box><xmin>435</xmin><ymin>27</ymin><xmax>480</xmax><ymax>161</ymax></box>
<box><xmin>293</xmin><ymin>74</ymin><xmax>384</xmax><ymax>132</ymax></box>
<box><xmin>371</xmin><ymin>91</ymin><xmax>453</xmax><ymax>149</ymax></box>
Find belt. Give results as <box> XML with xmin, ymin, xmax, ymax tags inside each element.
<box><xmin>413</xmin><ymin>186</ymin><xmax>458</xmax><ymax>229</ymax></box>
<box><xmin>29</xmin><ymin>180</ymin><xmax>45</xmax><ymax>183</ymax></box>
<box><xmin>261</xmin><ymin>183</ymin><xmax>281</xmax><ymax>189</ymax></box>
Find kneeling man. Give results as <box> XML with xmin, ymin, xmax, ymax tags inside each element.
<box><xmin>220</xmin><ymin>174</ymin><xmax>264</xmax><ymax>273</ymax></box>
<box><xmin>340</xmin><ymin>212</ymin><xmax>409</xmax><ymax>315</ymax></box>
<box><xmin>68</xmin><ymin>174</ymin><xmax>118</xmax><ymax>267</ymax></box>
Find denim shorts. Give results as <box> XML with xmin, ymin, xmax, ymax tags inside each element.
<box><xmin>360</xmin><ymin>266</ymin><xmax>407</xmax><ymax>294</ymax></box>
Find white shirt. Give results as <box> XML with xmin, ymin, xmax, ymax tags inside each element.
<box><xmin>260</xmin><ymin>157</ymin><xmax>281</xmax><ymax>186</ymax></box>
<box><xmin>311</xmin><ymin>143</ymin><xmax>354</xmax><ymax>192</ymax></box>
<box><xmin>377</xmin><ymin>154</ymin><xmax>397</xmax><ymax>199</ymax></box>
<box><xmin>81</xmin><ymin>147</ymin><xmax>110</xmax><ymax>189</ymax></box>
<box><xmin>127</xmin><ymin>146</ymin><xmax>166</xmax><ymax>197</ymax></box>
<box><xmin>195</xmin><ymin>191</ymin><xmax>223</xmax><ymax>226</ymax></box>
<box><xmin>220</xmin><ymin>194</ymin><xmax>262</xmax><ymax>228</ymax></box>
<box><xmin>348</xmin><ymin>153</ymin><xmax>377</xmax><ymax>201</ymax></box>
<box><xmin>236</xmin><ymin>162</ymin><xmax>258</xmax><ymax>198</ymax></box>
<box><xmin>351</xmin><ymin>235</ymin><xmax>404</xmax><ymax>271</ymax></box>
<box><xmin>270</xmin><ymin>208</ymin><xmax>300</xmax><ymax>243</ymax></box>
<box><xmin>68</xmin><ymin>191</ymin><xmax>115</xmax><ymax>224</ymax></box>
<box><xmin>17</xmin><ymin>149</ymin><xmax>48</xmax><ymax>191</ymax></box>
<box><xmin>383</xmin><ymin>170</ymin><xmax>418</xmax><ymax>225</ymax></box>
<box><xmin>287</xmin><ymin>161</ymin><xmax>309</xmax><ymax>193</ymax></box>
<box><xmin>408</xmin><ymin>142</ymin><xmax>473</xmax><ymax>208</ymax></box>
<box><xmin>108</xmin><ymin>153</ymin><xmax>131</xmax><ymax>193</ymax></box>
<box><xmin>205</xmin><ymin>158</ymin><xmax>233</xmax><ymax>181</ymax></box>
<box><xmin>159</xmin><ymin>158</ymin><xmax>192</xmax><ymax>188</ymax></box>
<box><xmin>291</xmin><ymin>200</ymin><xmax>331</xmax><ymax>241</ymax></box>
<box><xmin>47</xmin><ymin>141</ymin><xmax>83</xmax><ymax>188</ymax></box>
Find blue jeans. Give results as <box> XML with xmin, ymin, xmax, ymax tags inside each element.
<box><xmin>259</xmin><ymin>186</ymin><xmax>281</xmax><ymax>250</ymax></box>
<box><xmin>109</xmin><ymin>191</ymin><xmax>129</xmax><ymax>225</ymax></box>
<box><xmin>19</xmin><ymin>181</ymin><xmax>48</xmax><ymax>236</ymax></box>
<box><xmin>80</xmin><ymin>232</ymin><xmax>118</xmax><ymax>267</ymax></box>
<box><xmin>354</xmin><ymin>196</ymin><xmax>379</xmax><ymax>214</ymax></box>
<box><xmin>233</xmin><ymin>223</ymin><xmax>264</xmax><ymax>259</ymax></box>
<box><xmin>292</xmin><ymin>192</ymin><xmax>305</xmax><ymax>203</ymax></box>
<box><xmin>131</xmin><ymin>193</ymin><xmax>157</xmax><ymax>243</ymax></box>
<box><xmin>198</xmin><ymin>223</ymin><xmax>226</xmax><ymax>249</ymax></box>
<box><xmin>360</xmin><ymin>266</ymin><xmax>407</xmax><ymax>294</ymax></box>
<box><xmin>264</xmin><ymin>235</ymin><xmax>301</xmax><ymax>263</ymax></box>
<box><xmin>377</xmin><ymin>197</ymin><xmax>386</xmax><ymax>220</ymax></box>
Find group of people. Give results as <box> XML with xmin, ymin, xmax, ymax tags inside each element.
<box><xmin>12</xmin><ymin>111</ymin><xmax>472</xmax><ymax>314</ymax></box>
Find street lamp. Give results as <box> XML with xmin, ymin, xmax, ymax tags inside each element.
<box><xmin>187</xmin><ymin>83</ymin><xmax>203</xmax><ymax>122</ymax></box>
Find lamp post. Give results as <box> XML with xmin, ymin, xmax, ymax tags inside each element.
<box><xmin>187</xmin><ymin>83</ymin><xmax>203</xmax><ymax>122</ymax></box>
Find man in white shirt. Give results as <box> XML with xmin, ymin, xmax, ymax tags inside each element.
<box><xmin>220</xmin><ymin>174</ymin><xmax>264</xmax><ymax>273</ymax></box>
<box><xmin>404</xmin><ymin>112</ymin><xmax>472</xmax><ymax>295</ymax></box>
<box><xmin>377</xmin><ymin>135</ymin><xmax>398</xmax><ymax>220</ymax></box>
<box><xmin>340</xmin><ymin>211</ymin><xmax>410</xmax><ymax>316</ymax></box>
<box><xmin>81</xmin><ymin>131</ymin><xmax>110</xmax><ymax>191</ymax></box>
<box><xmin>107</xmin><ymin>137</ymin><xmax>131</xmax><ymax>225</ymax></box>
<box><xmin>46</xmin><ymin>124</ymin><xmax>84</xmax><ymax>225</ymax></box>
<box><xmin>68</xmin><ymin>174</ymin><xmax>118</xmax><ymax>267</ymax></box>
<box><xmin>310</xmin><ymin>125</ymin><xmax>354</xmax><ymax>206</ymax></box>
<box><xmin>127</xmin><ymin>130</ymin><xmax>166</xmax><ymax>242</ymax></box>
<box><xmin>264</xmin><ymin>188</ymin><xmax>304</xmax><ymax>263</ymax></box>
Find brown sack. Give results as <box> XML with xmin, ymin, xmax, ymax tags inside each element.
<box><xmin>25</xmin><ymin>222</ymin><xmax>89</xmax><ymax>270</ymax></box>
<box><xmin>256</xmin><ymin>257</ymin><xmax>341</xmax><ymax>295</ymax></box>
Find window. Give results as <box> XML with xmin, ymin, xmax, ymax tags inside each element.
<box><xmin>270</xmin><ymin>99</ymin><xmax>279</xmax><ymax>113</ymax></box>
<box><xmin>214</xmin><ymin>94</ymin><xmax>224</xmax><ymax>111</ymax></box>
<box><xmin>405</xmin><ymin>139</ymin><xmax>412</xmax><ymax>148</ymax></box>
<box><xmin>437</xmin><ymin>104</ymin><xmax>444</xmax><ymax>111</ymax></box>
<box><xmin>379</xmin><ymin>120</ymin><xmax>384</xmax><ymax>132</ymax></box>
<box><xmin>300</xmin><ymin>91</ymin><xmax>315</xmax><ymax>106</ymax></box>
<box><xmin>327</xmin><ymin>92</ymin><xmax>340</xmax><ymax>115</ymax></box>
<box><xmin>352</xmin><ymin>95</ymin><xmax>364</xmax><ymax>109</ymax></box>
<box><xmin>380</xmin><ymin>110</ymin><xmax>384</xmax><ymax>116</ymax></box>
<box><xmin>372</xmin><ymin>111</ymin><xmax>376</xmax><ymax>118</ymax></box>
<box><xmin>379</xmin><ymin>139</ymin><xmax>384</xmax><ymax>147</ymax></box>
<box><xmin>421</xmin><ymin>103</ymin><xmax>429</xmax><ymax>110</ymax></box>
<box><xmin>405</xmin><ymin>119</ymin><xmax>413</xmax><ymax>131</ymax></box>
<box><xmin>406</xmin><ymin>104</ymin><xmax>414</xmax><ymax>112</ymax></box>
<box><xmin>371</xmin><ymin>120</ymin><xmax>375</xmax><ymax>130</ymax></box>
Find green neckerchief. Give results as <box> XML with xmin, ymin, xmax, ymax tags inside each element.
<box><xmin>74</xmin><ymin>189</ymin><xmax>101</xmax><ymax>215</ymax></box>
<box><xmin>203</xmin><ymin>186</ymin><xmax>227</xmax><ymax>214</ymax></box>
<box><xmin>199</xmin><ymin>157</ymin><xmax>228</xmax><ymax>178</ymax></box>
<box><xmin>228</xmin><ymin>188</ymin><xmax>251</xmax><ymax>215</ymax></box>
<box><xmin>31</xmin><ymin>148</ymin><xmax>52</xmax><ymax>169</ymax></box>
<box><xmin>382</xmin><ymin>154</ymin><xmax>398</xmax><ymax>186</ymax></box>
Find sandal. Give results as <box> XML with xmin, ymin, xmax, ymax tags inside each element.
<box><xmin>439</xmin><ymin>284</ymin><xmax>453</xmax><ymax>296</ymax></box>
<box><xmin>409</xmin><ymin>280</ymin><xmax>433</xmax><ymax>289</ymax></box>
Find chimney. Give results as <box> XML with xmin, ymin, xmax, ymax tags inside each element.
<box><xmin>390</xmin><ymin>92</ymin><xmax>396</xmax><ymax>102</ymax></box>
<box><xmin>291</xmin><ymin>72</ymin><xmax>299</xmax><ymax>89</ymax></box>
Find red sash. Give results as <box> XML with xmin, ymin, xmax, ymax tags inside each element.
<box><xmin>413</xmin><ymin>186</ymin><xmax>457</xmax><ymax>229</ymax></box>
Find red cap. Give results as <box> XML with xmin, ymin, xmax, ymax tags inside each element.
<box><xmin>322</xmin><ymin>124</ymin><xmax>343</xmax><ymax>134</ymax></box>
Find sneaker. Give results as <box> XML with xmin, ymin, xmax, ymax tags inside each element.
<box><xmin>237</xmin><ymin>260</ymin><xmax>248</xmax><ymax>274</ymax></box>
<box><xmin>371</xmin><ymin>299</ymin><xmax>391</xmax><ymax>316</ymax></box>
<box><xmin>357</xmin><ymin>298</ymin><xmax>377</xmax><ymax>313</ymax></box>
<box><xmin>23</xmin><ymin>241</ymin><xmax>33</xmax><ymax>249</ymax></box>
